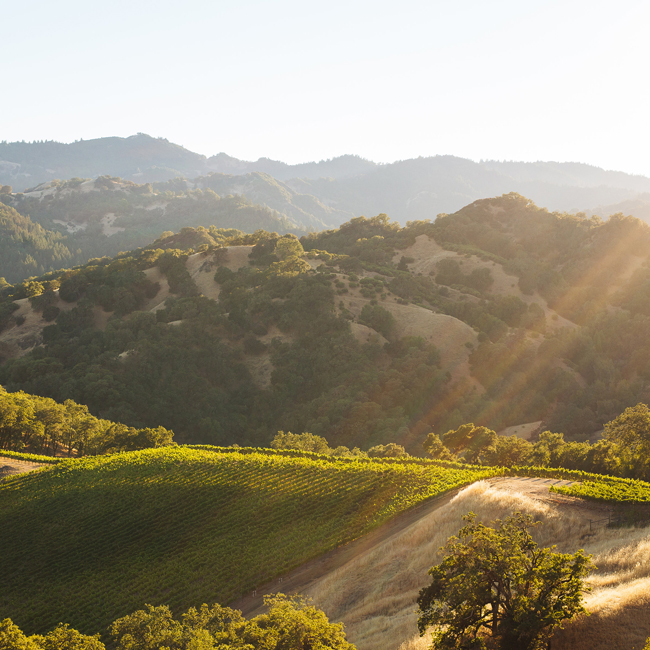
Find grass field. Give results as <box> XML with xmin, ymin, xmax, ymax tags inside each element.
<box><xmin>0</xmin><ymin>446</ymin><xmax>495</xmax><ymax>636</ymax></box>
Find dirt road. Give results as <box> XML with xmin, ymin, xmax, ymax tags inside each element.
<box><xmin>0</xmin><ymin>457</ymin><xmax>47</xmax><ymax>480</ymax></box>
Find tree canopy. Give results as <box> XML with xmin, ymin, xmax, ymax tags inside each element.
<box><xmin>417</xmin><ymin>512</ymin><xmax>592</xmax><ymax>650</ymax></box>
<box><xmin>603</xmin><ymin>403</ymin><xmax>650</xmax><ymax>478</ymax></box>
<box><xmin>0</xmin><ymin>594</ymin><xmax>356</xmax><ymax>650</ymax></box>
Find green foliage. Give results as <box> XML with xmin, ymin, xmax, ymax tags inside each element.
<box><xmin>157</xmin><ymin>251</ymin><xmax>199</xmax><ymax>297</ymax></box>
<box><xmin>432</xmin><ymin>405</ymin><xmax>650</xmax><ymax>481</ymax></box>
<box><xmin>485</xmin><ymin>435</ymin><xmax>532</xmax><ymax>468</ymax></box>
<box><xmin>602</xmin><ymin>403</ymin><xmax>650</xmax><ymax>478</ymax></box>
<box><xmin>302</xmin><ymin>214</ymin><xmax>401</xmax><ymax>265</ymax></box>
<box><xmin>32</xmin><ymin>625</ymin><xmax>105</xmax><ymax>650</ymax></box>
<box><xmin>550</xmin><ymin>475</ymin><xmax>650</xmax><ymax>502</ymax></box>
<box><xmin>367</xmin><ymin>443</ymin><xmax>409</xmax><ymax>458</ymax></box>
<box><xmin>267</xmin><ymin>255</ymin><xmax>312</xmax><ymax>278</ymax></box>
<box><xmin>422</xmin><ymin>433</ymin><xmax>455</xmax><ymax>461</ymax></box>
<box><xmin>0</xmin><ymin>203</ymin><xmax>74</xmax><ymax>283</ymax></box>
<box><xmin>270</xmin><ymin>431</ymin><xmax>367</xmax><ymax>458</ymax></box>
<box><xmin>0</xmin><ymin>301</ymin><xmax>19</xmax><ymax>333</ymax></box>
<box><xmin>0</xmin><ymin>387</ymin><xmax>174</xmax><ymax>457</ymax></box>
<box><xmin>435</xmin><ymin>259</ymin><xmax>493</xmax><ymax>292</ymax></box>
<box><xmin>271</xmin><ymin>431</ymin><xmax>331</xmax><ymax>454</ymax></box>
<box><xmin>0</xmin><ymin>446</ymin><xmax>496</xmax><ymax>636</ymax></box>
<box><xmin>0</xmin><ymin>450</ymin><xmax>61</xmax><ymax>464</ymax></box>
<box><xmin>442</xmin><ymin>424</ymin><xmax>498</xmax><ymax>464</ymax></box>
<box><xmin>274</xmin><ymin>234</ymin><xmax>304</xmax><ymax>261</ymax></box>
<box><xmin>417</xmin><ymin>512</ymin><xmax>592</xmax><ymax>650</ymax></box>
<box><xmin>1</xmin><ymin>594</ymin><xmax>356</xmax><ymax>650</ymax></box>
<box><xmin>0</xmin><ymin>618</ymin><xmax>104</xmax><ymax>650</ymax></box>
<box><xmin>0</xmin><ymin>618</ymin><xmax>41</xmax><ymax>650</ymax></box>
<box><xmin>358</xmin><ymin>303</ymin><xmax>397</xmax><ymax>339</ymax></box>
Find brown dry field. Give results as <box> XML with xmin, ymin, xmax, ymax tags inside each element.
<box><xmin>335</xmin><ymin>272</ymin><xmax>478</xmax><ymax>386</ymax></box>
<box><xmin>497</xmin><ymin>420</ymin><xmax>543</xmax><ymax>440</ymax></box>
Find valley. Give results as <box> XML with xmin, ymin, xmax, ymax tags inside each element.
<box><xmin>7</xmin><ymin>1</ymin><xmax>650</xmax><ymax>647</ymax></box>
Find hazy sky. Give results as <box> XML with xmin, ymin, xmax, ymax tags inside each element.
<box><xmin>3</xmin><ymin>0</ymin><xmax>650</xmax><ymax>175</ymax></box>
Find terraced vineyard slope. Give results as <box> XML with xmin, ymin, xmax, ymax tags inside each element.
<box><xmin>0</xmin><ymin>446</ymin><xmax>495</xmax><ymax>637</ymax></box>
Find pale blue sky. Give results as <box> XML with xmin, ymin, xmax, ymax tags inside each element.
<box><xmin>3</xmin><ymin>0</ymin><xmax>650</xmax><ymax>175</ymax></box>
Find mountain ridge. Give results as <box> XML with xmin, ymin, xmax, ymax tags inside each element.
<box><xmin>5</xmin><ymin>135</ymin><xmax>650</xmax><ymax>224</ymax></box>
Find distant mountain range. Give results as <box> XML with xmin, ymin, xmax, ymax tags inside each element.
<box><xmin>4</xmin><ymin>134</ymin><xmax>650</xmax><ymax>225</ymax></box>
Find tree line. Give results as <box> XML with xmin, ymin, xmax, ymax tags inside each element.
<box><xmin>0</xmin><ymin>594</ymin><xmax>355</xmax><ymax>650</ymax></box>
<box><xmin>0</xmin><ymin>387</ymin><xmax>173</xmax><ymax>456</ymax></box>
<box><xmin>422</xmin><ymin>402</ymin><xmax>650</xmax><ymax>481</ymax></box>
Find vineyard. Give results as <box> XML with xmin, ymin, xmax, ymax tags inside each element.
<box><xmin>0</xmin><ymin>446</ymin><xmax>495</xmax><ymax>636</ymax></box>
<box><xmin>551</xmin><ymin>475</ymin><xmax>650</xmax><ymax>502</ymax></box>
<box><xmin>0</xmin><ymin>450</ymin><xmax>62</xmax><ymax>464</ymax></box>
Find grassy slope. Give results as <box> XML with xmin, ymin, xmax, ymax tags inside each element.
<box><xmin>0</xmin><ymin>447</ymin><xmax>495</xmax><ymax>635</ymax></box>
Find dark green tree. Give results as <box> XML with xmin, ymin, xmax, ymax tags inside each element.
<box><xmin>367</xmin><ymin>442</ymin><xmax>409</xmax><ymax>458</ymax></box>
<box><xmin>422</xmin><ymin>432</ymin><xmax>455</xmax><ymax>461</ymax></box>
<box><xmin>417</xmin><ymin>513</ymin><xmax>592</xmax><ymax>650</ymax></box>
<box><xmin>603</xmin><ymin>402</ymin><xmax>650</xmax><ymax>479</ymax></box>
<box><xmin>442</xmin><ymin>424</ymin><xmax>498</xmax><ymax>464</ymax></box>
<box><xmin>359</xmin><ymin>303</ymin><xmax>396</xmax><ymax>339</ymax></box>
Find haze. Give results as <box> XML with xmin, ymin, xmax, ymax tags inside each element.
<box><xmin>3</xmin><ymin>0</ymin><xmax>650</xmax><ymax>175</ymax></box>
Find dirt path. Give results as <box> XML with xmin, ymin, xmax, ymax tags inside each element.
<box><xmin>488</xmin><ymin>476</ymin><xmax>611</xmax><ymax>519</ymax></box>
<box><xmin>233</xmin><ymin>487</ymin><xmax>464</xmax><ymax>616</ymax></box>
<box><xmin>0</xmin><ymin>457</ymin><xmax>47</xmax><ymax>480</ymax></box>
<box><xmin>233</xmin><ymin>477</ymin><xmax>591</xmax><ymax>617</ymax></box>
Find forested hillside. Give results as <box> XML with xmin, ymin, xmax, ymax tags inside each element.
<box><xmin>0</xmin><ymin>176</ymin><xmax>304</xmax><ymax>282</ymax></box>
<box><xmin>0</xmin><ymin>202</ymin><xmax>76</xmax><ymax>283</ymax></box>
<box><xmin>1</xmin><ymin>193</ymin><xmax>650</xmax><ymax>448</ymax></box>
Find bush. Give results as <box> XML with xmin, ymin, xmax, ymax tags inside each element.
<box><xmin>359</xmin><ymin>303</ymin><xmax>396</xmax><ymax>339</ymax></box>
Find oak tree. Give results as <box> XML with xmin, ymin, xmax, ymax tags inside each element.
<box><xmin>417</xmin><ymin>513</ymin><xmax>592</xmax><ymax>650</ymax></box>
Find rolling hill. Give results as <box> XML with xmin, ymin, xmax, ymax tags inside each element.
<box><xmin>1</xmin><ymin>447</ymin><xmax>648</xmax><ymax>648</ymax></box>
<box><xmin>2</xmin><ymin>193</ymin><xmax>650</xmax><ymax>449</ymax></box>
<box><xmin>0</xmin><ymin>176</ymin><xmax>305</xmax><ymax>283</ymax></box>
<box><xmin>0</xmin><ymin>446</ymin><xmax>494</xmax><ymax>636</ymax></box>
<box><xmin>0</xmin><ymin>134</ymin><xmax>207</xmax><ymax>189</ymax></box>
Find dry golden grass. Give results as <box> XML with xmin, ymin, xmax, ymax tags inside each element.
<box><xmin>392</xmin><ymin>234</ymin><xmax>576</xmax><ymax>333</ymax></box>
<box><xmin>301</xmin><ymin>480</ymin><xmax>650</xmax><ymax>650</ymax></box>
<box><xmin>337</xmin><ymin>274</ymin><xmax>478</xmax><ymax>385</ymax></box>
<box><xmin>497</xmin><ymin>420</ymin><xmax>542</xmax><ymax>440</ymax></box>
<box><xmin>142</xmin><ymin>266</ymin><xmax>171</xmax><ymax>311</ymax></box>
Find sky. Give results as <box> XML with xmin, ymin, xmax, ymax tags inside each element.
<box><xmin>3</xmin><ymin>0</ymin><xmax>650</xmax><ymax>175</ymax></box>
